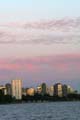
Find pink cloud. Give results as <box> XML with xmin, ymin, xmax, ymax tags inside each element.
<box><xmin>53</xmin><ymin>63</ymin><xmax>68</xmax><ymax>72</ymax></box>
<box><xmin>26</xmin><ymin>63</ymin><xmax>40</xmax><ymax>72</ymax></box>
<box><xmin>0</xmin><ymin>53</ymin><xmax>80</xmax><ymax>83</ymax></box>
<box><xmin>0</xmin><ymin>53</ymin><xmax>80</xmax><ymax>72</ymax></box>
<box><xmin>0</xmin><ymin>59</ymin><xmax>40</xmax><ymax>72</ymax></box>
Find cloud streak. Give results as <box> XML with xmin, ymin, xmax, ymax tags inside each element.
<box><xmin>0</xmin><ymin>17</ymin><xmax>80</xmax><ymax>45</ymax></box>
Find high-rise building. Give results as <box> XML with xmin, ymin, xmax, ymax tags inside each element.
<box><xmin>67</xmin><ymin>85</ymin><xmax>74</xmax><ymax>94</ymax></box>
<box><xmin>62</xmin><ymin>85</ymin><xmax>68</xmax><ymax>97</ymax></box>
<box><xmin>37</xmin><ymin>86</ymin><xmax>42</xmax><ymax>94</ymax></box>
<box><xmin>22</xmin><ymin>88</ymin><xmax>27</xmax><ymax>96</ymax></box>
<box><xmin>41</xmin><ymin>83</ymin><xmax>47</xmax><ymax>95</ymax></box>
<box><xmin>54</xmin><ymin>83</ymin><xmax>63</xmax><ymax>97</ymax></box>
<box><xmin>48</xmin><ymin>86</ymin><xmax>54</xmax><ymax>96</ymax></box>
<box><xmin>62</xmin><ymin>85</ymin><xmax>75</xmax><ymax>96</ymax></box>
<box><xmin>11</xmin><ymin>80</ymin><xmax>22</xmax><ymax>100</ymax></box>
<box><xmin>37</xmin><ymin>83</ymin><xmax>47</xmax><ymax>95</ymax></box>
<box><xmin>5</xmin><ymin>83</ymin><xmax>11</xmax><ymax>95</ymax></box>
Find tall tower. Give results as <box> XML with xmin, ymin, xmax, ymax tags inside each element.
<box><xmin>54</xmin><ymin>83</ymin><xmax>62</xmax><ymax>97</ymax></box>
<box><xmin>41</xmin><ymin>83</ymin><xmax>47</xmax><ymax>95</ymax></box>
<box><xmin>5</xmin><ymin>83</ymin><xmax>11</xmax><ymax>95</ymax></box>
<box><xmin>11</xmin><ymin>80</ymin><xmax>22</xmax><ymax>100</ymax></box>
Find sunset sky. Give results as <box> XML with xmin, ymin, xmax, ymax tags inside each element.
<box><xmin>0</xmin><ymin>0</ymin><xmax>80</xmax><ymax>91</ymax></box>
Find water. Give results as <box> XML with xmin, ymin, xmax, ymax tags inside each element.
<box><xmin>0</xmin><ymin>102</ymin><xmax>80</xmax><ymax>120</ymax></box>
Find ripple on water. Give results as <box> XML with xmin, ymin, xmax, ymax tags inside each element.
<box><xmin>0</xmin><ymin>102</ymin><xmax>80</xmax><ymax>120</ymax></box>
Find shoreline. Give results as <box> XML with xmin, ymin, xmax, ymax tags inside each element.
<box><xmin>0</xmin><ymin>100</ymin><xmax>80</xmax><ymax>105</ymax></box>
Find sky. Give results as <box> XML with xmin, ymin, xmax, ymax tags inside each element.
<box><xmin>0</xmin><ymin>0</ymin><xmax>80</xmax><ymax>91</ymax></box>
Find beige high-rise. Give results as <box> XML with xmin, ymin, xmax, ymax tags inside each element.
<box><xmin>11</xmin><ymin>80</ymin><xmax>22</xmax><ymax>100</ymax></box>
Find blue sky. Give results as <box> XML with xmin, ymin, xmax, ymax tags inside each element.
<box><xmin>0</xmin><ymin>0</ymin><xmax>80</xmax><ymax>23</ymax></box>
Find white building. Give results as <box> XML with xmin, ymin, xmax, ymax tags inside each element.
<box><xmin>11</xmin><ymin>80</ymin><xmax>22</xmax><ymax>100</ymax></box>
<box><xmin>48</xmin><ymin>86</ymin><xmax>54</xmax><ymax>96</ymax></box>
<box><xmin>54</xmin><ymin>83</ymin><xmax>63</xmax><ymax>97</ymax></box>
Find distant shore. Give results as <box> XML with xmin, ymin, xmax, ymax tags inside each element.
<box><xmin>0</xmin><ymin>93</ymin><xmax>80</xmax><ymax>104</ymax></box>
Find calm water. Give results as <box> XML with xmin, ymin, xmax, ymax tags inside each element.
<box><xmin>0</xmin><ymin>102</ymin><xmax>80</xmax><ymax>120</ymax></box>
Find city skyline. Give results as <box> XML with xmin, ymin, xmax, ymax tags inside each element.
<box><xmin>0</xmin><ymin>1</ymin><xmax>80</xmax><ymax>92</ymax></box>
<box><xmin>0</xmin><ymin>79</ymin><xmax>78</xmax><ymax>102</ymax></box>
<box><xmin>0</xmin><ymin>78</ymin><xmax>78</xmax><ymax>94</ymax></box>
<box><xmin>0</xmin><ymin>79</ymin><xmax>76</xmax><ymax>97</ymax></box>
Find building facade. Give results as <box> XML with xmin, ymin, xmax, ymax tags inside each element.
<box><xmin>11</xmin><ymin>80</ymin><xmax>22</xmax><ymax>100</ymax></box>
<box><xmin>5</xmin><ymin>83</ymin><xmax>11</xmax><ymax>95</ymax></box>
<box><xmin>62</xmin><ymin>85</ymin><xmax>68</xmax><ymax>97</ymax></box>
<box><xmin>0</xmin><ymin>86</ymin><xmax>7</xmax><ymax>95</ymax></box>
<box><xmin>37</xmin><ymin>86</ymin><xmax>42</xmax><ymax>94</ymax></box>
<box><xmin>54</xmin><ymin>83</ymin><xmax>63</xmax><ymax>97</ymax></box>
<box><xmin>41</xmin><ymin>83</ymin><xmax>47</xmax><ymax>95</ymax></box>
<box><xmin>48</xmin><ymin>86</ymin><xmax>54</xmax><ymax>96</ymax></box>
<box><xmin>26</xmin><ymin>88</ymin><xmax>35</xmax><ymax>96</ymax></box>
